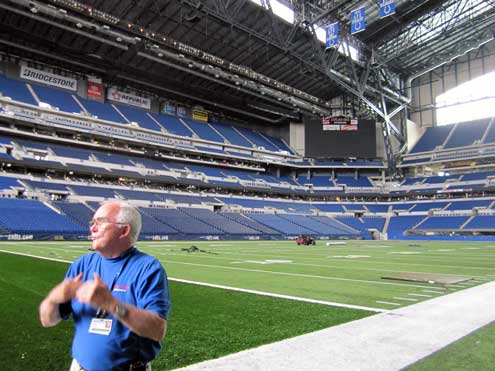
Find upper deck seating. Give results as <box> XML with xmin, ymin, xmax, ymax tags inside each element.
<box><xmin>211</xmin><ymin>122</ymin><xmax>253</xmax><ymax>147</ymax></box>
<box><xmin>343</xmin><ymin>204</ymin><xmax>366</xmax><ymax>211</ymax></box>
<box><xmin>69</xmin><ymin>185</ymin><xmax>117</xmax><ymax>198</ymax></box>
<box><xmin>23</xmin><ymin>180</ymin><xmax>68</xmax><ymax>192</ymax></box>
<box><xmin>114</xmin><ymin>104</ymin><xmax>163</xmax><ymax>132</ymax></box>
<box><xmin>50</xmin><ymin>145</ymin><xmax>91</xmax><ymax>160</ymax></box>
<box><xmin>482</xmin><ymin>120</ymin><xmax>495</xmax><ymax>143</ymax></box>
<box><xmin>335</xmin><ymin>176</ymin><xmax>372</xmax><ymax>187</ymax></box>
<box><xmin>366</xmin><ymin>204</ymin><xmax>389</xmax><ymax>213</ymax></box>
<box><xmin>0</xmin><ymin>75</ymin><xmax>37</xmax><ymax>105</ymax></box>
<box><xmin>30</xmin><ymin>83</ymin><xmax>82</xmax><ymax>113</ymax></box>
<box><xmin>312</xmin><ymin>204</ymin><xmax>345</xmax><ymax>213</ymax></box>
<box><xmin>309</xmin><ymin>176</ymin><xmax>335</xmax><ymax>187</ymax></box>
<box><xmin>77</xmin><ymin>97</ymin><xmax>127</xmax><ymax>124</ymax></box>
<box><xmin>423</xmin><ymin>175</ymin><xmax>460</xmax><ymax>184</ymax></box>
<box><xmin>409</xmin><ymin>125</ymin><xmax>452</xmax><ymax>153</ymax></box>
<box><xmin>444</xmin><ymin>119</ymin><xmax>488</xmax><ymax>149</ymax></box>
<box><xmin>446</xmin><ymin>200</ymin><xmax>492</xmax><ymax>210</ymax></box>
<box><xmin>234</xmin><ymin>127</ymin><xmax>279</xmax><ymax>152</ymax></box>
<box><xmin>181</xmin><ymin>118</ymin><xmax>225</xmax><ymax>143</ymax></box>
<box><xmin>410</xmin><ymin>202</ymin><xmax>449</xmax><ymax>212</ymax></box>
<box><xmin>149</xmin><ymin>114</ymin><xmax>193</xmax><ymax>137</ymax></box>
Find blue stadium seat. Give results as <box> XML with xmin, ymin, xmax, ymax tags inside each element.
<box><xmin>30</xmin><ymin>83</ymin><xmax>82</xmax><ymax>113</ymax></box>
<box><xmin>0</xmin><ymin>75</ymin><xmax>37</xmax><ymax>105</ymax></box>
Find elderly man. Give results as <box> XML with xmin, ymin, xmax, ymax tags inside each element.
<box><xmin>39</xmin><ymin>200</ymin><xmax>171</xmax><ymax>371</ymax></box>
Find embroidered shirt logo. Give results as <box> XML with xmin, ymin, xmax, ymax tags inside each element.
<box><xmin>113</xmin><ymin>285</ymin><xmax>129</xmax><ymax>292</ymax></box>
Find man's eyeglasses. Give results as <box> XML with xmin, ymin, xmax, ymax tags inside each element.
<box><xmin>89</xmin><ymin>218</ymin><xmax>127</xmax><ymax>227</ymax></box>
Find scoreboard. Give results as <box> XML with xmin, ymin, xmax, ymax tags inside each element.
<box><xmin>304</xmin><ymin>116</ymin><xmax>377</xmax><ymax>158</ymax></box>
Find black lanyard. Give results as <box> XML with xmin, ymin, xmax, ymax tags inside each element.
<box><xmin>95</xmin><ymin>247</ymin><xmax>135</xmax><ymax>318</ymax></box>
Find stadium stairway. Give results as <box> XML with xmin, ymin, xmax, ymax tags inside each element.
<box><xmin>382</xmin><ymin>215</ymin><xmax>391</xmax><ymax>235</ymax></box>
<box><xmin>460</xmin><ymin>215</ymin><xmax>475</xmax><ymax>229</ymax></box>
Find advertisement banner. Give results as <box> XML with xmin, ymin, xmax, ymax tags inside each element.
<box><xmin>163</xmin><ymin>103</ymin><xmax>176</xmax><ymax>115</ymax></box>
<box><xmin>87</xmin><ymin>81</ymin><xmax>103</xmax><ymax>100</ymax></box>
<box><xmin>192</xmin><ymin>108</ymin><xmax>208</xmax><ymax>122</ymax></box>
<box><xmin>177</xmin><ymin>106</ymin><xmax>187</xmax><ymax>117</ymax></box>
<box><xmin>20</xmin><ymin>65</ymin><xmax>77</xmax><ymax>91</ymax></box>
<box><xmin>106</xmin><ymin>87</ymin><xmax>151</xmax><ymax>109</ymax></box>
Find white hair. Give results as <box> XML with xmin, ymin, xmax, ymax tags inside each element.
<box><xmin>102</xmin><ymin>200</ymin><xmax>142</xmax><ymax>245</ymax></box>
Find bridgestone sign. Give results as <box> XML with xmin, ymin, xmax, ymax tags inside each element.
<box><xmin>20</xmin><ymin>65</ymin><xmax>77</xmax><ymax>91</ymax></box>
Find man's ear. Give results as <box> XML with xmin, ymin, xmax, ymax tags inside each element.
<box><xmin>120</xmin><ymin>224</ymin><xmax>131</xmax><ymax>239</ymax></box>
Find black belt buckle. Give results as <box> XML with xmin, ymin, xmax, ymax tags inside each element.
<box><xmin>129</xmin><ymin>361</ymin><xmax>147</xmax><ymax>371</ymax></box>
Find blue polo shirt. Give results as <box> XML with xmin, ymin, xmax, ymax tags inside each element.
<box><xmin>60</xmin><ymin>247</ymin><xmax>171</xmax><ymax>371</ymax></box>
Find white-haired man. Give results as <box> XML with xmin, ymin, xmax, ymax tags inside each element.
<box><xmin>39</xmin><ymin>201</ymin><xmax>171</xmax><ymax>371</ymax></box>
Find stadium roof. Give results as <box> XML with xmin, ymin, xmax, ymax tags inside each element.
<box><xmin>0</xmin><ymin>0</ymin><xmax>493</xmax><ymax>126</ymax></box>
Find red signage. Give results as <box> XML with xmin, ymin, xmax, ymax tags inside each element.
<box><xmin>87</xmin><ymin>81</ymin><xmax>103</xmax><ymax>100</ymax></box>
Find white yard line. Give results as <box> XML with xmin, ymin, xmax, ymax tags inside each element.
<box><xmin>171</xmin><ymin>278</ymin><xmax>386</xmax><ymax>313</ymax></box>
<box><xmin>408</xmin><ymin>293</ymin><xmax>432</xmax><ymax>298</ymax></box>
<box><xmin>375</xmin><ymin>301</ymin><xmax>400</xmax><ymax>306</ymax></box>
<box><xmin>392</xmin><ymin>297</ymin><xmax>418</xmax><ymax>302</ymax></box>
<box><xmin>159</xmin><ymin>259</ymin><xmax>444</xmax><ymax>288</ymax></box>
<box><xmin>150</xmin><ymin>250</ymin><xmax>490</xmax><ymax>278</ymax></box>
<box><xmin>0</xmin><ymin>249</ymin><xmax>386</xmax><ymax>313</ymax></box>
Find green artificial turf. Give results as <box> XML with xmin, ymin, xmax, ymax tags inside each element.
<box><xmin>405</xmin><ymin>321</ymin><xmax>495</xmax><ymax>371</ymax></box>
<box><xmin>0</xmin><ymin>252</ymin><xmax>372</xmax><ymax>371</ymax></box>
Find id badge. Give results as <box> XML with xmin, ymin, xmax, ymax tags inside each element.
<box><xmin>89</xmin><ymin>318</ymin><xmax>113</xmax><ymax>335</ymax></box>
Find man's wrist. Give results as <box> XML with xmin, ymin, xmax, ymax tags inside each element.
<box><xmin>114</xmin><ymin>302</ymin><xmax>128</xmax><ymax>321</ymax></box>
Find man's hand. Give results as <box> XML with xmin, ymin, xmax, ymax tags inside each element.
<box><xmin>50</xmin><ymin>272</ymin><xmax>83</xmax><ymax>303</ymax></box>
<box><xmin>76</xmin><ymin>272</ymin><xmax>117</xmax><ymax>311</ymax></box>
<box><xmin>39</xmin><ymin>272</ymin><xmax>83</xmax><ymax>327</ymax></box>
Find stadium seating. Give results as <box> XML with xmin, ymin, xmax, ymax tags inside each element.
<box><xmin>0</xmin><ymin>198</ymin><xmax>85</xmax><ymax>234</ymax></box>
<box><xmin>0</xmin><ymin>74</ymin><xmax>37</xmax><ymax>105</ymax></box>
<box><xmin>30</xmin><ymin>83</ymin><xmax>82</xmax><ymax>113</ymax></box>
<box><xmin>114</xmin><ymin>104</ymin><xmax>163</xmax><ymax>132</ymax></box>
<box><xmin>409</xmin><ymin>126</ymin><xmax>453</xmax><ymax>153</ymax></box>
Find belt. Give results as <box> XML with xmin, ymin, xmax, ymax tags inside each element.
<box><xmin>121</xmin><ymin>360</ymin><xmax>150</xmax><ymax>371</ymax></box>
<box><xmin>71</xmin><ymin>358</ymin><xmax>151</xmax><ymax>371</ymax></box>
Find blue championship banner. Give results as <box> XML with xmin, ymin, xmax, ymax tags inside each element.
<box><xmin>350</xmin><ymin>7</ymin><xmax>366</xmax><ymax>34</ymax></box>
<box><xmin>325</xmin><ymin>22</ymin><xmax>339</xmax><ymax>49</ymax></box>
<box><xmin>379</xmin><ymin>0</ymin><xmax>396</xmax><ymax>18</ymax></box>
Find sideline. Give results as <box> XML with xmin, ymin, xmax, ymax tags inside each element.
<box><xmin>173</xmin><ymin>280</ymin><xmax>495</xmax><ymax>371</ymax></box>
<box><xmin>0</xmin><ymin>249</ymin><xmax>386</xmax><ymax>313</ymax></box>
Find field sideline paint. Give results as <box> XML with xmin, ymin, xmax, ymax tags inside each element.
<box><xmin>0</xmin><ymin>249</ymin><xmax>386</xmax><ymax>313</ymax></box>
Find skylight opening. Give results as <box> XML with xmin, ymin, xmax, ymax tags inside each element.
<box><xmin>436</xmin><ymin>72</ymin><xmax>495</xmax><ymax>126</ymax></box>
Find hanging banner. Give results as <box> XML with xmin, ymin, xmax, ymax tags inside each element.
<box><xmin>379</xmin><ymin>0</ymin><xmax>396</xmax><ymax>18</ymax></box>
<box><xmin>192</xmin><ymin>108</ymin><xmax>208</xmax><ymax>122</ymax></box>
<box><xmin>163</xmin><ymin>103</ymin><xmax>176</xmax><ymax>115</ymax></box>
<box><xmin>325</xmin><ymin>22</ymin><xmax>339</xmax><ymax>49</ymax></box>
<box><xmin>106</xmin><ymin>87</ymin><xmax>151</xmax><ymax>110</ymax></box>
<box><xmin>87</xmin><ymin>81</ymin><xmax>103</xmax><ymax>100</ymax></box>
<box><xmin>20</xmin><ymin>65</ymin><xmax>77</xmax><ymax>91</ymax></box>
<box><xmin>177</xmin><ymin>106</ymin><xmax>187</xmax><ymax>117</ymax></box>
<box><xmin>350</xmin><ymin>7</ymin><xmax>366</xmax><ymax>34</ymax></box>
